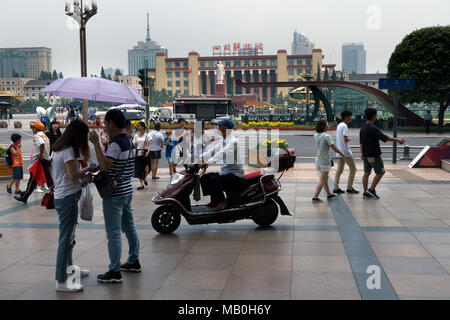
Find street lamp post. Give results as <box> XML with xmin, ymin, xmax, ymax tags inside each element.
<box><xmin>65</xmin><ymin>0</ymin><xmax>98</xmax><ymax>124</ymax></box>
<box><xmin>147</xmin><ymin>76</ymin><xmax>155</xmax><ymax>125</ymax></box>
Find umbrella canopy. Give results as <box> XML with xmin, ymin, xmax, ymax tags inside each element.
<box><xmin>41</xmin><ymin>77</ymin><xmax>146</xmax><ymax>105</ymax></box>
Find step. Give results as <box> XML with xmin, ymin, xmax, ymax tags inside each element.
<box><xmin>442</xmin><ymin>159</ymin><xmax>450</xmax><ymax>172</ymax></box>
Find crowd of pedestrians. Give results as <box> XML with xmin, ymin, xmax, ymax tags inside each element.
<box><xmin>1</xmin><ymin>106</ymin><xmax>408</xmax><ymax>290</ymax></box>
<box><xmin>313</xmin><ymin>107</ymin><xmax>405</xmax><ymax>201</ymax></box>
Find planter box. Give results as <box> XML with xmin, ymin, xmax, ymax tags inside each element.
<box><xmin>248</xmin><ymin>148</ymin><xmax>270</xmax><ymax>167</ymax></box>
<box><xmin>0</xmin><ymin>159</ymin><xmax>12</xmax><ymax>179</ymax></box>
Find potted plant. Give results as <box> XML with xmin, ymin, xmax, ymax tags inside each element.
<box><xmin>248</xmin><ymin>138</ymin><xmax>289</xmax><ymax>167</ymax></box>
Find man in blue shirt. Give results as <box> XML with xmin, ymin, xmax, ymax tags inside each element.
<box><xmin>199</xmin><ymin>118</ymin><xmax>245</xmax><ymax>210</ymax></box>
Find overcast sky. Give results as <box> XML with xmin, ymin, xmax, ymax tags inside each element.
<box><xmin>1</xmin><ymin>0</ymin><xmax>449</xmax><ymax>77</ymax></box>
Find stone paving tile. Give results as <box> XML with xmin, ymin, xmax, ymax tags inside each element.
<box><xmin>137</xmin><ymin>253</ymin><xmax>185</xmax><ymax>269</ymax></box>
<box><xmin>370</xmin><ymin>243</ymin><xmax>431</xmax><ymax>258</ymax></box>
<box><xmin>159</xmin><ymin>269</ymin><xmax>230</xmax><ymax>291</ymax></box>
<box><xmin>200</xmin><ymin>230</ymin><xmax>249</xmax><ymax>241</ymax></box>
<box><xmin>387</xmin><ymin>274</ymin><xmax>450</xmax><ymax>297</ymax></box>
<box><xmin>0</xmin><ymin>265</ymin><xmax>54</xmax><ymax>285</ymax></box>
<box><xmin>398</xmin><ymin>219</ymin><xmax>448</xmax><ymax>228</ymax></box>
<box><xmin>240</xmin><ymin>241</ymin><xmax>293</xmax><ymax>255</ymax></box>
<box><xmin>412</xmin><ymin>232</ymin><xmax>450</xmax><ymax>244</ymax></box>
<box><xmin>290</xmin><ymin>292</ymin><xmax>361</xmax><ymax>300</ymax></box>
<box><xmin>225</xmin><ymin>270</ymin><xmax>292</xmax><ymax>292</ymax></box>
<box><xmin>379</xmin><ymin>257</ymin><xmax>449</xmax><ymax>276</ymax></box>
<box><xmin>177</xmin><ymin>253</ymin><xmax>237</xmax><ymax>271</ymax></box>
<box><xmin>246</xmin><ymin>229</ymin><xmax>293</xmax><ymax>242</ymax></box>
<box><xmin>0</xmin><ymin>249</ymin><xmax>41</xmax><ymax>265</ymax></box>
<box><xmin>292</xmin><ymin>241</ymin><xmax>346</xmax><ymax>256</ymax></box>
<box><xmin>234</xmin><ymin>254</ymin><xmax>292</xmax><ymax>272</ymax></box>
<box><xmin>294</xmin><ymin>231</ymin><xmax>342</xmax><ymax>242</ymax></box>
<box><xmin>294</xmin><ymin>218</ymin><xmax>337</xmax><ymax>226</ymax></box>
<box><xmin>356</xmin><ymin>219</ymin><xmax>403</xmax><ymax>227</ymax></box>
<box><xmin>140</xmin><ymin>239</ymin><xmax>198</xmax><ymax>254</ymax></box>
<box><xmin>420</xmin><ymin>243</ymin><xmax>450</xmax><ymax>258</ymax></box>
<box><xmin>364</xmin><ymin>232</ymin><xmax>419</xmax><ymax>244</ymax></box>
<box><xmin>221</xmin><ymin>289</ymin><xmax>290</xmax><ymax>300</ymax></box>
<box><xmin>16</xmin><ymin>284</ymin><xmax>159</xmax><ymax>300</ymax></box>
<box><xmin>189</xmin><ymin>240</ymin><xmax>243</xmax><ymax>255</ymax></box>
<box><xmin>292</xmin><ymin>255</ymin><xmax>352</xmax><ymax>273</ymax></box>
<box><xmin>152</xmin><ymin>288</ymin><xmax>223</xmax><ymax>300</ymax></box>
<box><xmin>399</xmin><ymin>295</ymin><xmax>450</xmax><ymax>300</ymax></box>
<box><xmin>436</xmin><ymin>258</ymin><xmax>450</xmax><ymax>274</ymax></box>
<box><xmin>0</xmin><ymin>283</ymin><xmax>34</xmax><ymax>300</ymax></box>
<box><xmin>291</xmin><ymin>272</ymin><xmax>359</xmax><ymax>296</ymax></box>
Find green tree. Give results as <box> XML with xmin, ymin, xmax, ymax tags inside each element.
<box><xmin>59</xmin><ymin>72</ymin><xmax>63</xmax><ymax>79</ymax></box>
<box><xmin>324</xmin><ymin>68</ymin><xmax>330</xmax><ymax>81</ymax></box>
<box><xmin>21</xmin><ymin>72</ymin><xmax>25</xmax><ymax>78</ymax></box>
<box><xmin>100</xmin><ymin>66</ymin><xmax>106</xmax><ymax>78</ymax></box>
<box><xmin>388</xmin><ymin>25</ymin><xmax>450</xmax><ymax>127</ymax></box>
<box><xmin>107</xmin><ymin>74</ymin><xmax>112</xmax><ymax>81</ymax></box>
<box><xmin>12</xmin><ymin>69</ymin><xmax>19</xmax><ymax>77</ymax></box>
<box><xmin>52</xmin><ymin>70</ymin><xmax>58</xmax><ymax>80</ymax></box>
<box><xmin>339</xmin><ymin>73</ymin><xmax>345</xmax><ymax>81</ymax></box>
<box><xmin>316</xmin><ymin>62</ymin><xmax>321</xmax><ymax>81</ymax></box>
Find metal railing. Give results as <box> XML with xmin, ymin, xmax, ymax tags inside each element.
<box><xmin>349</xmin><ymin>145</ymin><xmax>425</xmax><ymax>160</ymax></box>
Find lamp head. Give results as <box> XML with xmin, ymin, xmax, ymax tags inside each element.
<box><xmin>92</xmin><ymin>0</ymin><xmax>98</xmax><ymax>10</ymax></box>
<box><xmin>65</xmin><ymin>0</ymin><xmax>70</xmax><ymax>12</ymax></box>
<box><xmin>73</xmin><ymin>0</ymin><xmax>80</xmax><ymax>7</ymax></box>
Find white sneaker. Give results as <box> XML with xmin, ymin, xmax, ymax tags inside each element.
<box><xmin>43</xmin><ymin>185</ymin><xmax>50</xmax><ymax>192</ymax></box>
<box><xmin>35</xmin><ymin>186</ymin><xmax>44</xmax><ymax>193</ymax></box>
<box><xmin>67</xmin><ymin>266</ymin><xmax>90</xmax><ymax>278</ymax></box>
<box><xmin>55</xmin><ymin>280</ymin><xmax>84</xmax><ymax>292</ymax></box>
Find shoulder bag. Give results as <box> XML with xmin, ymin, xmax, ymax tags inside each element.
<box><xmin>94</xmin><ymin>140</ymin><xmax>133</xmax><ymax>198</ymax></box>
<box><xmin>136</xmin><ymin>132</ymin><xmax>148</xmax><ymax>158</ymax></box>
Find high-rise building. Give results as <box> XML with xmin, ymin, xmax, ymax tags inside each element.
<box><xmin>0</xmin><ymin>47</ymin><xmax>52</xmax><ymax>79</ymax></box>
<box><xmin>342</xmin><ymin>43</ymin><xmax>366</xmax><ymax>74</ymax></box>
<box><xmin>291</xmin><ymin>30</ymin><xmax>315</xmax><ymax>55</ymax></box>
<box><xmin>128</xmin><ymin>13</ymin><xmax>167</xmax><ymax>76</ymax></box>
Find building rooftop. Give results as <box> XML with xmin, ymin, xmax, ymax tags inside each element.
<box><xmin>24</xmin><ymin>79</ymin><xmax>54</xmax><ymax>87</ymax></box>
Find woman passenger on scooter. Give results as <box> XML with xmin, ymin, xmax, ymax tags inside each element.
<box><xmin>199</xmin><ymin>118</ymin><xmax>245</xmax><ymax>210</ymax></box>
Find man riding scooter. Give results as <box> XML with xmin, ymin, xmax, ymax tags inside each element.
<box><xmin>199</xmin><ymin>118</ymin><xmax>245</xmax><ymax>210</ymax></box>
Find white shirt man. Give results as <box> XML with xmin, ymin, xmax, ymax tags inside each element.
<box><xmin>333</xmin><ymin>111</ymin><xmax>358</xmax><ymax>194</ymax></box>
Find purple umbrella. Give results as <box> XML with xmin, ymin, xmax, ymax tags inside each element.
<box><xmin>41</xmin><ymin>77</ymin><xmax>146</xmax><ymax>105</ymax></box>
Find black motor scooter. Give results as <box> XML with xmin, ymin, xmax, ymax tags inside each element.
<box><xmin>150</xmin><ymin>149</ymin><xmax>296</xmax><ymax>234</ymax></box>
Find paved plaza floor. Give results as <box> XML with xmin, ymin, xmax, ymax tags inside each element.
<box><xmin>0</xmin><ymin>162</ymin><xmax>449</xmax><ymax>300</ymax></box>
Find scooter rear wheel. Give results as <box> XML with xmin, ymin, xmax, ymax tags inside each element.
<box><xmin>151</xmin><ymin>205</ymin><xmax>181</xmax><ymax>234</ymax></box>
<box><xmin>252</xmin><ymin>200</ymin><xmax>279</xmax><ymax>227</ymax></box>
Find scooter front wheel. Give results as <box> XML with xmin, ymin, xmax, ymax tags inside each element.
<box><xmin>151</xmin><ymin>205</ymin><xmax>181</xmax><ymax>234</ymax></box>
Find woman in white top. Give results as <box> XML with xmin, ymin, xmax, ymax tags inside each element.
<box><xmin>313</xmin><ymin>119</ymin><xmax>345</xmax><ymax>202</ymax></box>
<box><xmin>133</xmin><ymin>121</ymin><xmax>152</xmax><ymax>190</ymax></box>
<box><xmin>148</xmin><ymin>121</ymin><xmax>164</xmax><ymax>180</ymax></box>
<box><xmin>52</xmin><ymin>120</ymin><xmax>98</xmax><ymax>292</ymax></box>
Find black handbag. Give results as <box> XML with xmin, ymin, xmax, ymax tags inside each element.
<box><xmin>94</xmin><ymin>140</ymin><xmax>133</xmax><ymax>198</ymax></box>
<box><xmin>331</xmin><ymin>159</ymin><xmax>334</xmax><ymax>167</ymax></box>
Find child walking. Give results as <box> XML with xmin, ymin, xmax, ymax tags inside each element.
<box><xmin>7</xmin><ymin>134</ymin><xmax>23</xmax><ymax>195</ymax></box>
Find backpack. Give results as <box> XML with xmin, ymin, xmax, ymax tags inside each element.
<box><xmin>5</xmin><ymin>145</ymin><xmax>14</xmax><ymax>167</ymax></box>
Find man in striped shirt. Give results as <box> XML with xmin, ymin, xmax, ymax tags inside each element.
<box><xmin>89</xmin><ymin>109</ymin><xmax>140</xmax><ymax>283</ymax></box>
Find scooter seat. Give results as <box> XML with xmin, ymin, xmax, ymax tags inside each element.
<box><xmin>244</xmin><ymin>170</ymin><xmax>262</xmax><ymax>180</ymax></box>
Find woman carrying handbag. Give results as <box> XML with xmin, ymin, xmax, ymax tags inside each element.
<box><xmin>51</xmin><ymin>120</ymin><xmax>98</xmax><ymax>292</ymax></box>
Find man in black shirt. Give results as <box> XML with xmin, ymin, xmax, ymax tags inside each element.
<box><xmin>360</xmin><ymin>108</ymin><xmax>405</xmax><ymax>199</ymax></box>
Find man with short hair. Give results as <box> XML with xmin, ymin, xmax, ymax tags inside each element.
<box><xmin>14</xmin><ymin>121</ymin><xmax>54</xmax><ymax>203</ymax></box>
<box><xmin>424</xmin><ymin>110</ymin><xmax>433</xmax><ymax>134</ymax></box>
<box><xmin>89</xmin><ymin>109</ymin><xmax>140</xmax><ymax>283</ymax></box>
<box><xmin>360</xmin><ymin>108</ymin><xmax>405</xmax><ymax>199</ymax></box>
<box><xmin>334</xmin><ymin>110</ymin><xmax>358</xmax><ymax>194</ymax></box>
